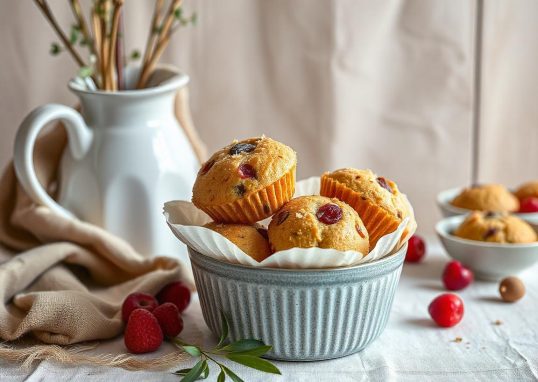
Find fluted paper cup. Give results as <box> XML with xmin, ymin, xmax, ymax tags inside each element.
<box><xmin>189</xmin><ymin>242</ymin><xmax>406</xmax><ymax>361</ymax></box>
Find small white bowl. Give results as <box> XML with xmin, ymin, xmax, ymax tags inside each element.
<box><xmin>436</xmin><ymin>187</ymin><xmax>538</xmax><ymax>224</ymax></box>
<box><xmin>436</xmin><ymin>215</ymin><xmax>538</xmax><ymax>280</ymax></box>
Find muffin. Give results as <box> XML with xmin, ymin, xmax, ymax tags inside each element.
<box><xmin>320</xmin><ymin>168</ymin><xmax>412</xmax><ymax>248</ymax></box>
<box><xmin>267</xmin><ymin>195</ymin><xmax>369</xmax><ymax>255</ymax></box>
<box><xmin>454</xmin><ymin>211</ymin><xmax>537</xmax><ymax>244</ymax></box>
<box><xmin>192</xmin><ymin>136</ymin><xmax>296</xmax><ymax>223</ymax></box>
<box><xmin>451</xmin><ymin>184</ymin><xmax>519</xmax><ymax>212</ymax></box>
<box><xmin>204</xmin><ymin>222</ymin><xmax>271</xmax><ymax>262</ymax></box>
<box><xmin>514</xmin><ymin>181</ymin><xmax>538</xmax><ymax>201</ymax></box>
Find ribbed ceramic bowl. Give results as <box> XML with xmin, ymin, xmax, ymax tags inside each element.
<box><xmin>189</xmin><ymin>244</ymin><xmax>406</xmax><ymax>361</ymax></box>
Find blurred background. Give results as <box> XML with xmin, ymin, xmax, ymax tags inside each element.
<box><xmin>1</xmin><ymin>0</ymin><xmax>537</xmax><ymax>234</ymax></box>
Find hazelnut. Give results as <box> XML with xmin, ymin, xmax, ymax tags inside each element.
<box><xmin>499</xmin><ymin>276</ymin><xmax>525</xmax><ymax>302</ymax></box>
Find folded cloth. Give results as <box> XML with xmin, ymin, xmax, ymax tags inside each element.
<box><xmin>0</xmin><ymin>90</ymin><xmax>203</xmax><ymax>345</ymax></box>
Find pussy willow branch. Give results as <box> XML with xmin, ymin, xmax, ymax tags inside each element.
<box><xmin>34</xmin><ymin>0</ymin><xmax>87</xmax><ymax>67</ymax></box>
<box><xmin>136</xmin><ymin>0</ymin><xmax>183</xmax><ymax>89</ymax></box>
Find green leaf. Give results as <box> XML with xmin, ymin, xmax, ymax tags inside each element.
<box><xmin>180</xmin><ymin>360</ymin><xmax>207</xmax><ymax>382</ymax></box>
<box><xmin>221</xmin><ymin>339</ymin><xmax>265</xmax><ymax>353</ymax></box>
<box><xmin>182</xmin><ymin>345</ymin><xmax>202</xmax><ymax>357</ymax></box>
<box><xmin>217</xmin><ymin>370</ymin><xmax>225</xmax><ymax>382</ymax></box>
<box><xmin>129</xmin><ymin>49</ymin><xmax>141</xmax><ymax>60</ymax></box>
<box><xmin>78</xmin><ymin>66</ymin><xmax>94</xmax><ymax>78</ymax></box>
<box><xmin>215</xmin><ymin>311</ymin><xmax>229</xmax><ymax>349</ymax></box>
<box><xmin>69</xmin><ymin>25</ymin><xmax>80</xmax><ymax>44</ymax></box>
<box><xmin>174</xmin><ymin>7</ymin><xmax>183</xmax><ymax>19</ymax></box>
<box><xmin>221</xmin><ymin>365</ymin><xmax>244</xmax><ymax>382</ymax></box>
<box><xmin>50</xmin><ymin>42</ymin><xmax>62</xmax><ymax>55</ymax></box>
<box><xmin>200</xmin><ymin>362</ymin><xmax>209</xmax><ymax>379</ymax></box>
<box><xmin>173</xmin><ymin>368</ymin><xmax>192</xmax><ymax>376</ymax></box>
<box><xmin>230</xmin><ymin>345</ymin><xmax>272</xmax><ymax>357</ymax></box>
<box><xmin>226</xmin><ymin>354</ymin><xmax>281</xmax><ymax>375</ymax></box>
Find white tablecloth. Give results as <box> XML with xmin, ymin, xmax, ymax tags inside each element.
<box><xmin>2</xmin><ymin>238</ymin><xmax>537</xmax><ymax>381</ymax></box>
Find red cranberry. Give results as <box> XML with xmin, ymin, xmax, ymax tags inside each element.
<box><xmin>405</xmin><ymin>235</ymin><xmax>426</xmax><ymax>263</ymax></box>
<box><xmin>376</xmin><ymin>177</ymin><xmax>393</xmax><ymax>193</ymax></box>
<box><xmin>316</xmin><ymin>203</ymin><xmax>342</xmax><ymax>225</ymax></box>
<box><xmin>229</xmin><ymin>143</ymin><xmax>256</xmax><ymax>155</ymax></box>
<box><xmin>428</xmin><ymin>293</ymin><xmax>464</xmax><ymax>327</ymax></box>
<box><xmin>482</xmin><ymin>227</ymin><xmax>498</xmax><ymax>240</ymax></box>
<box><xmin>442</xmin><ymin>261</ymin><xmax>473</xmax><ymax>291</ymax></box>
<box><xmin>276</xmin><ymin>210</ymin><xmax>289</xmax><ymax>225</ymax></box>
<box><xmin>238</xmin><ymin>163</ymin><xmax>256</xmax><ymax>179</ymax></box>
<box><xmin>200</xmin><ymin>160</ymin><xmax>214</xmax><ymax>175</ymax></box>
<box><xmin>519</xmin><ymin>197</ymin><xmax>538</xmax><ymax>213</ymax></box>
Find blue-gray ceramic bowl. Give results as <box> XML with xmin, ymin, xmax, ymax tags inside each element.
<box><xmin>188</xmin><ymin>243</ymin><xmax>406</xmax><ymax>361</ymax></box>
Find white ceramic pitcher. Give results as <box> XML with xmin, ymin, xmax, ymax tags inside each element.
<box><xmin>13</xmin><ymin>66</ymin><xmax>199</xmax><ymax>260</ymax></box>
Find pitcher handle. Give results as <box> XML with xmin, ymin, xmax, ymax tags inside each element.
<box><xmin>13</xmin><ymin>104</ymin><xmax>93</xmax><ymax>220</ymax></box>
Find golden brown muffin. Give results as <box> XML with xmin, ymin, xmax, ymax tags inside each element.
<box><xmin>204</xmin><ymin>222</ymin><xmax>271</xmax><ymax>262</ymax></box>
<box><xmin>320</xmin><ymin>168</ymin><xmax>412</xmax><ymax>248</ymax></box>
<box><xmin>192</xmin><ymin>136</ymin><xmax>296</xmax><ymax>223</ymax></box>
<box><xmin>267</xmin><ymin>195</ymin><xmax>369</xmax><ymax>255</ymax></box>
<box><xmin>451</xmin><ymin>184</ymin><xmax>519</xmax><ymax>212</ymax></box>
<box><xmin>515</xmin><ymin>181</ymin><xmax>538</xmax><ymax>201</ymax></box>
<box><xmin>454</xmin><ymin>211</ymin><xmax>537</xmax><ymax>244</ymax></box>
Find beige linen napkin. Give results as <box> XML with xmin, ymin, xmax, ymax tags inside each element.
<box><xmin>0</xmin><ymin>90</ymin><xmax>204</xmax><ymax>345</ymax></box>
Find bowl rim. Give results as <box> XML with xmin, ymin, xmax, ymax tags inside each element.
<box><xmin>436</xmin><ymin>215</ymin><xmax>538</xmax><ymax>248</ymax></box>
<box><xmin>188</xmin><ymin>242</ymin><xmax>407</xmax><ymax>274</ymax></box>
<box><xmin>436</xmin><ymin>186</ymin><xmax>538</xmax><ymax>217</ymax></box>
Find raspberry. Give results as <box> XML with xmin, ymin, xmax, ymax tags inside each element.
<box><xmin>316</xmin><ymin>204</ymin><xmax>342</xmax><ymax>225</ymax></box>
<box><xmin>153</xmin><ymin>303</ymin><xmax>184</xmax><ymax>337</ymax></box>
<box><xmin>405</xmin><ymin>235</ymin><xmax>426</xmax><ymax>263</ymax></box>
<box><xmin>156</xmin><ymin>282</ymin><xmax>191</xmax><ymax>313</ymax></box>
<box><xmin>442</xmin><ymin>261</ymin><xmax>473</xmax><ymax>291</ymax></box>
<box><xmin>428</xmin><ymin>293</ymin><xmax>464</xmax><ymax>328</ymax></box>
<box><xmin>121</xmin><ymin>292</ymin><xmax>158</xmax><ymax>323</ymax></box>
<box><xmin>124</xmin><ymin>309</ymin><xmax>163</xmax><ymax>353</ymax></box>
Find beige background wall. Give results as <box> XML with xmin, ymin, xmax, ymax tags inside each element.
<box><xmin>0</xmin><ymin>0</ymin><xmax>536</xmax><ymax>234</ymax></box>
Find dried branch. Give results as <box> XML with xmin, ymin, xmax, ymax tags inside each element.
<box><xmin>107</xmin><ymin>0</ymin><xmax>125</xmax><ymax>91</ymax></box>
<box><xmin>141</xmin><ymin>0</ymin><xmax>164</xmax><ymax>69</ymax></box>
<box><xmin>137</xmin><ymin>0</ymin><xmax>183</xmax><ymax>89</ymax></box>
<box><xmin>34</xmin><ymin>0</ymin><xmax>87</xmax><ymax>67</ymax></box>
<box><xmin>115</xmin><ymin>12</ymin><xmax>125</xmax><ymax>90</ymax></box>
<box><xmin>69</xmin><ymin>0</ymin><xmax>96</xmax><ymax>56</ymax></box>
<box><xmin>91</xmin><ymin>8</ymin><xmax>102</xmax><ymax>88</ymax></box>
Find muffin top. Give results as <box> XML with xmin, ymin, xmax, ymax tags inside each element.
<box><xmin>192</xmin><ymin>136</ymin><xmax>296</xmax><ymax>206</ymax></box>
<box><xmin>321</xmin><ymin>168</ymin><xmax>406</xmax><ymax>218</ymax></box>
<box><xmin>204</xmin><ymin>222</ymin><xmax>271</xmax><ymax>262</ymax></box>
<box><xmin>451</xmin><ymin>184</ymin><xmax>519</xmax><ymax>212</ymax></box>
<box><xmin>515</xmin><ymin>181</ymin><xmax>538</xmax><ymax>201</ymax></box>
<box><xmin>453</xmin><ymin>211</ymin><xmax>537</xmax><ymax>244</ymax></box>
<box><xmin>267</xmin><ymin>195</ymin><xmax>369</xmax><ymax>254</ymax></box>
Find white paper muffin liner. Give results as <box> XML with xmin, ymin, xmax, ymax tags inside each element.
<box><xmin>163</xmin><ymin>177</ymin><xmax>416</xmax><ymax>269</ymax></box>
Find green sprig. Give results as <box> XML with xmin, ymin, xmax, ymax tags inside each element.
<box><xmin>173</xmin><ymin>312</ymin><xmax>280</xmax><ymax>381</ymax></box>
